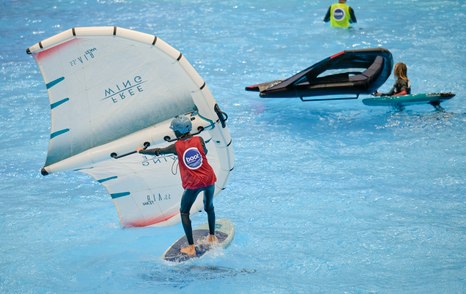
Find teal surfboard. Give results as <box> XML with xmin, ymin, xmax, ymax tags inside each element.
<box><xmin>362</xmin><ymin>92</ymin><xmax>455</xmax><ymax>110</ymax></box>
<box><xmin>162</xmin><ymin>219</ymin><xmax>235</xmax><ymax>263</ymax></box>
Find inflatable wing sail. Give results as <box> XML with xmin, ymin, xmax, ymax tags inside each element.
<box><xmin>27</xmin><ymin>26</ymin><xmax>234</xmax><ymax>227</ymax></box>
<box><xmin>246</xmin><ymin>48</ymin><xmax>393</xmax><ymax>101</ymax></box>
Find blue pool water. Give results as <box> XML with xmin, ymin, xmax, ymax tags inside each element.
<box><xmin>1</xmin><ymin>0</ymin><xmax>465</xmax><ymax>293</ymax></box>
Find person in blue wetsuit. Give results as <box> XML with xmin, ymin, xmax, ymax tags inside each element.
<box><xmin>374</xmin><ymin>62</ymin><xmax>411</xmax><ymax>96</ymax></box>
<box><xmin>323</xmin><ymin>0</ymin><xmax>357</xmax><ymax>28</ymax></box>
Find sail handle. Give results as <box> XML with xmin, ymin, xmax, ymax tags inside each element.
<box><xmin>111</xmin><ymin>142</ymin><xmax>150</xmax><ymax>159</ymax></box>
<box><xmin>214</xmin><ymin>104</ymin><xmax>228</xmax><ymax>128</ymax></box>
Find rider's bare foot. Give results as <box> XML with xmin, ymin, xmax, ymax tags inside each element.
<box><xmin>207</xmin><ymin>234</ymin><xmax>218</xmax><ymax>243</ymax></box>
<box><xmin>180</xmin><ymin>244</ymin><xmax>196</xmax><ymax>256</ymax></box>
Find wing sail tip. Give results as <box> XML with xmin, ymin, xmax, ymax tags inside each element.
<box><xmin>41</xmin><ymin>167</ymin><xmax>49</xmax><ymax>176</ymax></box>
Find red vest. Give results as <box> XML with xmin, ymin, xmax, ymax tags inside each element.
<box><xmin>175</xmin><ymin>136</ymin><xmax>216</xmax><ymax>189</ymax></box>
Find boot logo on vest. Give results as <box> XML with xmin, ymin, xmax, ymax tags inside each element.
<box><xmin>183</xmin><ymin>147</ymin><xmax>203</xmax><ymax>170</ymax></box>
<box><xmin>333</xmin><ymin>8</ymin><xmax>345</xmax><ymax>20</ymax></box>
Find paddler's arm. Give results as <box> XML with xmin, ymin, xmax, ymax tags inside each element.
<box><xmin>137</xmin><ymin>143</ymin><xmax>177</xmax><ymax>156</ymax></box>
<box><xmin>349</xmin><ymin>7</ymin><xmax>357</xmax><ymax>23</ymax></box>
<box><xmin>374</xmin><ymin>85</ymin><xmax>396</xmax><ymax>96</ymax></box>
<box><xmin>323</xmin><ymin>7</ymin><xmax>331</xmax><ymax>22</ymax></box>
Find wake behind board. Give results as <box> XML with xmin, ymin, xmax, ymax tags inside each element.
<box><xmin>362</xmin><ymin>92</ymin><xmax>455</xmax><ymax>110</ymax></box>
<box><xmin>162</xmin><ymin>219</ymin><xmax>234</xmax><ymax>263</ymax></box>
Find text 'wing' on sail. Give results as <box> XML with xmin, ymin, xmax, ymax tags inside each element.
<box><xmin>27</xmin><ymin>26</ymin><xmax>234</xmax><ymax>227</ymax></box>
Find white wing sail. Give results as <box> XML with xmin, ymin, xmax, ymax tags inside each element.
<box><xmin>27</xmin><ymin>26</ymin><xmax>234</xmax><ymax>227</ymax></box>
